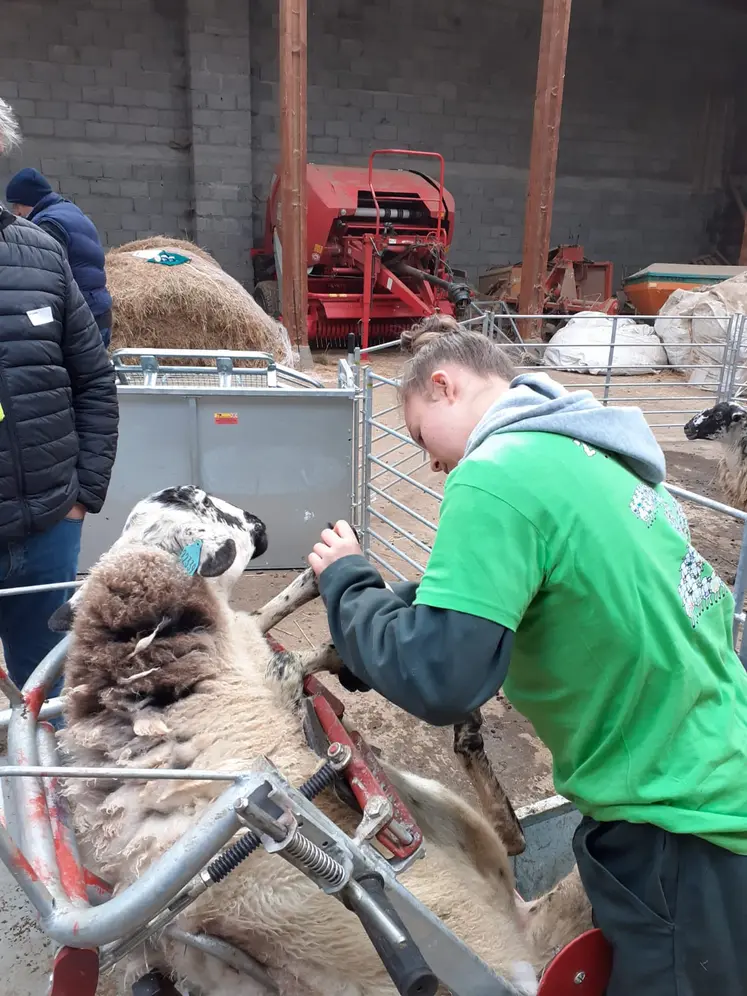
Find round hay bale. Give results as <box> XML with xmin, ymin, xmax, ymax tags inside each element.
<box><xmin>108</xmin><ymin>236</ymin><xmax>218</xmax><ymax>267</ymax></box>
<box><xmin>107</xmin><ymin>237</ymin><xmax>296</xmax><ymax>367</ymax></box>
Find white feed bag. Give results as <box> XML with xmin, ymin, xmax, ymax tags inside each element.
<box><xmin>543</xmin><ymin>312</ymin><xmax>667</xmax><ymax>376</ymax></box>
<box><xmin>655</xmin><ymin>272</ymin><xmax>747</xmax><ymax>378</ymax></box>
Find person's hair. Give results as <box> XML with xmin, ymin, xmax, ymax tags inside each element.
<box><xmin>0</xmin><ymin>99</ymin><xmax>21</xmax><ymax>157</ymax></box>
<box><xmin>398</xmin><ymin>314</ymin><xmax>516</xmax><ymax>399</ymax></box>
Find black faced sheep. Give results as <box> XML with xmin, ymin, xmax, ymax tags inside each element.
<box><xmin>56</xmin><ymin>486</ymin><xmax>591</xmax><ymax>996</ymax></box>
<box><xmin>684</xmin><ymin>402</ymin><xmax>747</xmax><ymax>509</ymax></box>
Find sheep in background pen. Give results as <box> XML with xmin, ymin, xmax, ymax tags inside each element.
<box><xmin>684</xmin><ymin>402</ymin><xmax>747</xmax><ymax>509</ymax></box>
<box><xmin>54</xmin><ymin>486</ymin><xmax>591</xmax><ymax>995</ymax></box>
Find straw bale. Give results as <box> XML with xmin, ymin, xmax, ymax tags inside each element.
<box><xmin>106</xmin><ymin>237</ymin><xmax>295</xmax><ymax>366</ymax></box>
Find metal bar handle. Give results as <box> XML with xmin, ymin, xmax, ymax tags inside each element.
<box><xmin>367</xmin><ymin>149</ymin><xmax>446</xmax><ymax>242</ymax></box>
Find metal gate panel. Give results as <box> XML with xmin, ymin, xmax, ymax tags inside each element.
<box><xmin>80</xmin><ymin>387</ymin><xmax>355</xmax><ymax>572</ymax></box>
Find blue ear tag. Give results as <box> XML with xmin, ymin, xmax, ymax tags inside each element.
<box><xmin>179</xmin><ymin>540</ymin><xmax>203</xmax><ymax>576</ymax></box>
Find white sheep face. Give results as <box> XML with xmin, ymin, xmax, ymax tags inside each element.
<box><xmin>121</xmin><ymin>485</ymin><xmax>268</xmax><ymax>592</ymax></box>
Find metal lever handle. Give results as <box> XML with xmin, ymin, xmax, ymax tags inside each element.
<box><xmin>344</xmin><ymin>874</ymin><xmax>438</xmax><ymax>996</ymax></box>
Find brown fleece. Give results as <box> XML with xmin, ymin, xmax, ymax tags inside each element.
<box><xmin>64</xmin><ymin>548</ymin><xmax>223</xmax><ymax>727</ymax></box>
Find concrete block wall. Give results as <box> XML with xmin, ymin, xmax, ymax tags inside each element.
<box><xmin>1</xmin><ymin>0</ymin><xmax>745</xmax><ymax>287</ymax></box>
<box><xmin>250</xmin><ymin>0</ymin><xmax>747</xmax><ymax>283</ymax></box>
<box><xmin>0</xmin><ymin>0</ymin><xmax>193</xmax><ymax>252</ymax></box>
<box><xmin>0</xmin><ymin>0</ymin><xmax>254</xmax><ymax>282</ymax></box>
<box><xmin>184</xmin><ymin>0</ymin><xmax>253</xmax><ymax>275</ymax></box>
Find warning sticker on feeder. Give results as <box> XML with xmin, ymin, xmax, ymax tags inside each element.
<box><xmin>214</xmin><ymin>412</ymin><xmax>239</xmax><ymax>425</ymax></box>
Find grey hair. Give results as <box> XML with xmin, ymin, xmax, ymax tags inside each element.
<box><xmin>0</xmin><ymin>99</ymin><xmax>21</xmax><ymax>156</ymax></box>
<box><xmin>398</xmin><ymin>314</ymin><xmax>516</xmax><ymax>399</ymax></box>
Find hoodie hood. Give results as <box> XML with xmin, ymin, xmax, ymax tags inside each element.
<box><xmin>463</xmin><ymin>372</ymin><xmax>666</xmax><ymax>486</ymax></box>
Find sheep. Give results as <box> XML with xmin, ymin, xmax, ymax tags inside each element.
<box><xmin>55</xmin><ymin>486</ymin><xmax>591</xmax><ymax>995</ymax></box>
<box><xmin>684</xmin><ymin>401</ymin><xmax>747</xmax><ymax>508</ymax></box>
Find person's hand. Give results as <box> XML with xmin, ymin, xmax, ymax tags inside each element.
<box><xmin>309</xmin><ymin>520</ymin><xmax>362</xmax><ymax>577</ymax></box>
<box><xmin>64</xmin><ymin>503</ymin><xmax>87</xmax><ymax>521</ymax></box>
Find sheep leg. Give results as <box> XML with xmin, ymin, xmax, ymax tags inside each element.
<box><xmin>520</xmin><ymin>866</ymin><xmax>593</xmax><ymax>969</ymax></box>
<box><xmin>267</xmin><ymin>642</ymin><xmax>343</xmax><ymax>708</ymax></box>
<box><xmin>381</xmin><ymin>762</ymin><xmax>516</xmax><ymax>899</ymax></box>
<box><xmin>253</xmin><ymin>568</ymin><xmax>320</xmax><ymax>634</ymax></box>
<box><xmin>454</xmin><ymin>710</ymin><xmax>526</xmax><ymax>856</ymax></box>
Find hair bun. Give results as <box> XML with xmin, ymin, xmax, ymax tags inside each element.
<box><xmin>400</xmin><ymin>314</ymin><xmax>461</xmax><ymax>355</ymax></box>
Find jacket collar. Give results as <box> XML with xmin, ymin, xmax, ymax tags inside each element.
<box><xmin>29</xmin><ymin>191</ymin><xmax>64</xmax><ymax>221</ymax></box>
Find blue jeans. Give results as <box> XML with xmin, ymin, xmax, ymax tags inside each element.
<box><xmin>100</xmin><ymin>327</ymin><xmax>111</xmax><ymax>349</ymax></box>
<box><xmin>0</xmin><ymin>517</ymin><xmax>82</xmax><ymax>695</ymax></box>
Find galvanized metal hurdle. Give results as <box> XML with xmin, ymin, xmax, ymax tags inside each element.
<box><xmin>354</xmin><ymin>340</ymin><xmax>747</xmax><ymax>666</ymax></box>
<box><xmin>460</xmin><ymin>310</ymin><xmax>747</xmax><ymax>428</ymax></box>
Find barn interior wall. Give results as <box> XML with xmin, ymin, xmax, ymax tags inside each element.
<box><xmin>0</xmin><ymin>0</ymin><xmax>745</xmax><ymax>288</ymax></box>
<box><xmin>251</xmin><ymin>0</ymin><xmax>747</xmax><ymax>283</ymax></box>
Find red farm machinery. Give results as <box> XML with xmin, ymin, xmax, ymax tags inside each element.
<box><xmin>251</xmin><ymin>150</ymin><xmax>472</xmax><ymax>349</ymax></box>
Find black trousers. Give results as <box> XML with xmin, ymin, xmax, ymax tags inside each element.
<box><xmin>573</xmin><ymin>817</ymin><xmax>747</xmax><ymax>995</ymax></box>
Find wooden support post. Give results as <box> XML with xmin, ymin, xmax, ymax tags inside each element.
<box><xmin>518</xmin><ymin>0</ymin><xmax>572</xmax><ymax>339</ymax></box>
<box><xmin>278</xmin><ymin>0</ymin><xmax>311</xmax><ymax>368</ymax></box>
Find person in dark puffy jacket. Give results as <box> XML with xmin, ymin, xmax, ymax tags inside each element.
<box><xmin>6</xmin><ymin>168</ymin><xmax>113</xmax><ymax>348</ymax></box>
<box><xmin>0</xmin><ymin>199</ymin><xmax>118</xmax><ymax>693</ymax></box>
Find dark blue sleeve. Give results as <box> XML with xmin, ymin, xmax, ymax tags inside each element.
<box><xmin>319</xmin><ymin>555</ymin><xmax>512</xmax><ymax>726</ymax></box>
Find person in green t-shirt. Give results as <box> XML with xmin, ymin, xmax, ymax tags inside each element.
<box><xmin>308</xmin><ymin>315</ymin><xmax>747</xmax><ymax>996</ymax></box>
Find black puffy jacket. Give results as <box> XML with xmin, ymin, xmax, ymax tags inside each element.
<box><xmin>0</xmin><ymin>207</ymin><xmax>118</xmax><ymax>540</ymax></box>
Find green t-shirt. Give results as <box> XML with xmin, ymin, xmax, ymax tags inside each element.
<box><xmin>415</xmin><ymin>431</ymin><xmax>747</xmax><ymax>853</ymax></box>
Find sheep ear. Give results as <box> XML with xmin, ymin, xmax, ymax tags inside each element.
<box><xmin>198</xmin><ymin>538</ymin><xmax>237</xmax><ymax>578</ymax></box>
<box><xmin>48</xmin><ymin>598</ymin><xmax>77</xmax><ymax>633</ymax></box>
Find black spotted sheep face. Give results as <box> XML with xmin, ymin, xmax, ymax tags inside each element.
<box><xmin>49</xmin><ymin>487</ymin><xmax>268</xmax><ymax>633</ymax></box>
<box><xmin>684</xmin><ymin>403</ymin><xmax>747</xmax><ymax>441</ymax></box>
<box><xmin>122</xmin><ymin>486</ymin><xmax>268</xmax><ymax>584</ymax></box>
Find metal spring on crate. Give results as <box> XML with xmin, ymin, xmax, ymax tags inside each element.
<box><xmin>284</xmin><ymin>832</ymin><xmax>346</xmax><ymax>887</ymax></box>
<box><xmin>207</xmin><ymin>762</ymin><xmax>338</xmax><ymax>884</ymax></box>
<box><xmin>299</xmin><ymin>760</ymin><xmax>337</xmax><ymax>799</ymax></box>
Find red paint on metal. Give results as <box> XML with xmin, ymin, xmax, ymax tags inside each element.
<box><xmin>361</xmin><ymin>238</ymin><xmax>374</xmax><ymax>355</ymax></box>
<box><xmin>24</xmin><ymin>685</ymin><xmax>46</xmax><ymax>719</ymax></box>
<box><xmin>46</xmin><ymin>784</ymin><xmax>88</xmax><ymax>903</ymax></box>
<box><xmin>7</xmin><ymin>837</ymin><xmax>39</xmax><ymax>881</ymax></box>
<box><xmin>50</xmin><ymin>946</ymin><xmax>99</xmax><ymax>996</ymax></box>
<box><xmin>265</xmin><ymin>634</ymin><xmax>286</xmax><ymax>655</ymax></box>
<box><xmin>487</xmin><ymin>245</ymin><xmax>617</xmax><ymax>317</ymax></box>
<box><xmin>538</xmin><ymin>929</ymin><xmax>612</xmax><ymax>996</ymax></box>
<box><xmin>83</xmin><ymin>867</ymin><xmax>113</xmax><ymax>896</ymax></box>
<box><xmin>303</xmin><ymin>674</ymin><xmax>344</xmax><ymax>717</ymax></box>
<box><xmin>256</xmin><ymin>152</ymin><xmax>462</xmax><ymax>346</ymax></box>
<box><xmin>302</xmin><ymin>676</ymin><xmax>423</xmax><ymax>860</ymax></box>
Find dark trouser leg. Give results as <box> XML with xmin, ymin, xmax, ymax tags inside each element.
<box><xmin>0</xmin><ymin>518</ymin><xmax>82</xmax><ymax>694</ymax></box>
<box><xmin>573</xmin><ymin>816</ymin><xmax>747</xmax><ymax>996</ymax></box>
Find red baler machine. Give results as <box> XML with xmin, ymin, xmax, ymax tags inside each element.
<box><xmin>252</xmin><ymin>150</ymin><xmax>472</xmax><ymax>349</ymax></box>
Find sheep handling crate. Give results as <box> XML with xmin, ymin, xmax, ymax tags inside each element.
<box><xmin>0</xmin><ymin>634</ymin><xmax>608</xmax><ymax>996</ymax></box>
<box><xmin>80</xmin><ymin>349</ymin><xmax>359</xmax><ymax>573</ymax></box>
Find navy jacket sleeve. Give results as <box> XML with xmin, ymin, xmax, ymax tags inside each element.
<box><xmin>319</xmin><ymin>555</ymin><xmax>513</xmax><ymax>726</ymax></box>
<box><xmin>61</xmin><ymin>260</ymin><xmax>118</xmax><ymax>512</ymax></box>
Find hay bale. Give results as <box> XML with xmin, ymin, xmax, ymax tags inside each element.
<box><xmin>106</xmin><ymin>237</ymin><xmax>296</xmax><ymax>367</ymax></box>
<box><xmin>108</xmin><ymin>236</ymin><xmax>217</xmax><ymax>267</ymax></box>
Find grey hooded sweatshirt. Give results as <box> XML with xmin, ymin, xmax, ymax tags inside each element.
<box><xmin>319</xmin><ymin>374</ymin><xmax>667</xmax><ymax>725</ymax></box>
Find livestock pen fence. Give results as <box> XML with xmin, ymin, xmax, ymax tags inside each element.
<box><xmin>352</xmin><ymin>311</ymin><xmax>747</xmax><ymax>666</ymax></box>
